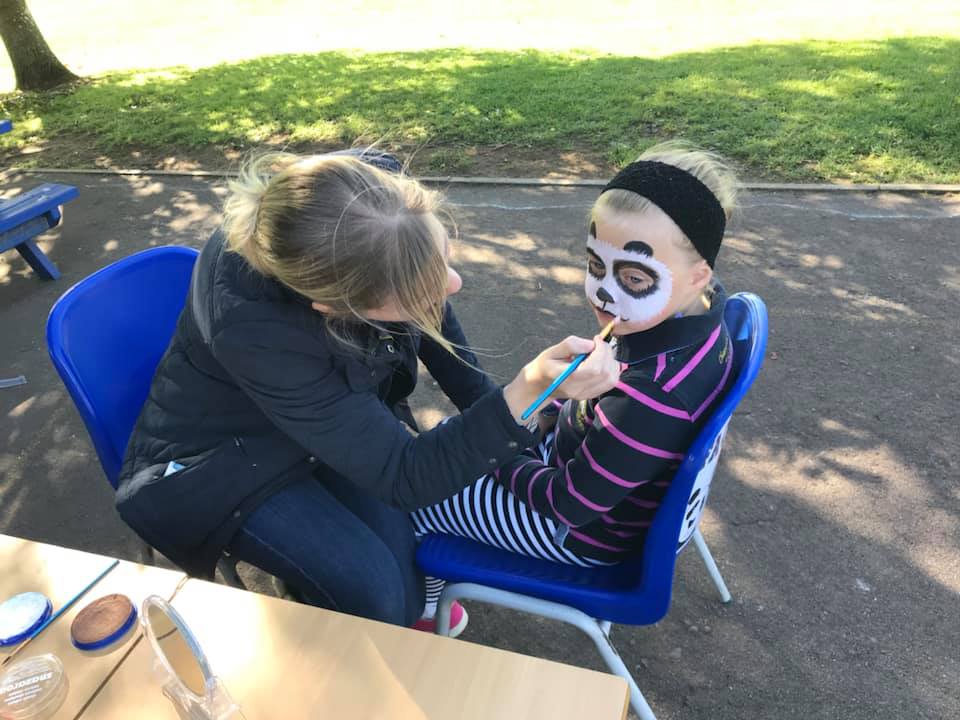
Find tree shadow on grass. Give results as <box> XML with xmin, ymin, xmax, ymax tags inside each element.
<box><xmin>2</xmin><ymin>36</ymin><xmax>959</xmax><ymax>181</ymax></box>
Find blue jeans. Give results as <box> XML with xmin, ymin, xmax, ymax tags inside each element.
<box><xmin>227</xmin><ymin>471</ymin><xmax>424</xmax><ymax>627</ymax></box>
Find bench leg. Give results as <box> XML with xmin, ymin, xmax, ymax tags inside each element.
<box><xmin>16</xmin><ymin>240</ymin><xmax>61</xmax><ymax>280</ymax></box>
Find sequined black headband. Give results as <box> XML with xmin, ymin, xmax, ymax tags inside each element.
<box><xmin>600</xmin><ymin>160</ymin><xmax>726</xmax><ymax>267</ymax></box>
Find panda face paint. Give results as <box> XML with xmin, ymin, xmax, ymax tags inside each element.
<box><xmin>584</xmin><ymin>221</ymin><xmax>673</xmax><ymax>324</ymax></box>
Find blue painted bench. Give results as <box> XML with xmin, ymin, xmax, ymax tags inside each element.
<box><xmin>0</xmin><ymin>183</ymin><xmax>79</xmax><ymax>280</ymax></box>
<box><xmin>1</xmin><ymin>120</ymin><xmax>78</xmax><ymax>280</ymax></box>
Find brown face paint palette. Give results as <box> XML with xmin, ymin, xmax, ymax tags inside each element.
<box><xmin>69</xmin><ymin>594</ymin><xmax>137</xmax><ymax>652</ymax></box>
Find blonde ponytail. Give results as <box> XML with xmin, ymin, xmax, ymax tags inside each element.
<box><xmin>223</xmin><ymin>153</ymin><xmax>299</xmax><ymax>276</ymax></box>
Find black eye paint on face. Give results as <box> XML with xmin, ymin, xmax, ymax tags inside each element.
<box><xmin>586</xmin><ymin>248</ymin><xmax>606</xmax><ymax>279</ymax></box>
<box><xmin>623</xmin><ymin>240</ymin><xmax>654</xmax><ymax>256</ymax></box>
<box><xmin>613</xmin><ymin>260</ymin><xmax>660</xmax><ymax>299</ymax></box>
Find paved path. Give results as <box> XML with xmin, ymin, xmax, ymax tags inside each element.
<box><xmin>1</xmin><ymin>172</ymin><xmax>957</xmax><ymax>719</ymax></box>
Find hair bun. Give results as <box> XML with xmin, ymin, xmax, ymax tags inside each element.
<box><xmin>223</xmin><ymin>153</ymin><xmax>297</xmax><ymax>274</ymax></box>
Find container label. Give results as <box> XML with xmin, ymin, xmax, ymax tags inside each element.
<box><xmin>1</xmin><ymin>670</ymin><xmax>53</xmax><ymax>705</ymax></box>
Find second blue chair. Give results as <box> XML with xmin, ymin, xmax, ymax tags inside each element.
<box><xmin>46</xmin><ymin>246</ymin><xmax>199</xmax><ymax>485</ymax></box>
<box><xmin>45</xmin><ymin>246</ymin><xmax>250</xmax><ymax>587</ymax></box>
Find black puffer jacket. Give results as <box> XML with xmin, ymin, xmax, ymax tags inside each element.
<box><xmin>116</xmin><ymin>231</ymin><xmax>536</xmax><ymax>577</ymax></box>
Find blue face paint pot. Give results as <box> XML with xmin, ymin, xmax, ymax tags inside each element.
<box><xmin>0</xmin><ymin>593</ymin><xmax>52</xmax><ymax>647</ymax></box>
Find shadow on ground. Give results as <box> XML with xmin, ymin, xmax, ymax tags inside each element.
<box><xmin>1</xmin><ymin>174</ymin><xmax>957</xmax><ymax>719</ymax></box>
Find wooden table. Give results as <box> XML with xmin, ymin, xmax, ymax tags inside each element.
<box><xmin>0</xmin><ymin>534</ymin><xmax>187</xmax><ymax>719</ymax></box>
<box><xmin>1</xmin><ymin>535</ymin><xmax>628</xmax><ymax>719</ymax></box>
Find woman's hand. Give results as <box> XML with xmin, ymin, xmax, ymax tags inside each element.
<box><xmin>503</xmin><ymin>334</ymin><xmax>620</xmax><ymax>424</ymax></box>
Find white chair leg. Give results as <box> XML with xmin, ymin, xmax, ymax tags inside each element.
<box><xmin>436</xmin><ymin>593</ymin><xmax>455</xmax><ymax>637</ymax></box>
<box><xmin>437</xmin><ymin>583</ymin><xmax>657</xmax><ymax>720</ymax></box>
<box><xmin>589</xmin><ymin>620</ymin><xmax>657</xmax><ymax>720</ymax></box>
<box><xmin>692</xmin><ymin>528</ymin><xmax>732</xmax><ymax>603</ymax></box>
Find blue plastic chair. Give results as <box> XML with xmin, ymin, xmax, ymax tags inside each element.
<box><xmin>46</xmin><ymin>246</ymin><xmax>200</xmax><ymax>486</ymax></box>
<box><xmin>417</xmin><ymin>292</ymin><xmax>768</xmax><ymax>720</ymax></box>
<box><xmin>46</xmin><ymin>245</ymin><xmax>277</xmax><ymax>591</ymax></box>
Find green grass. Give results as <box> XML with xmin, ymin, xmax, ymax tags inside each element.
<box><xmin>2</xmin><ymin>37</ymin><xmax>959</xmax><ymax>182</ymax></box>
<box><xmin>426</xmin><ymin>148</ymin><xmax>476</xmax><ymax>175</ymax></box>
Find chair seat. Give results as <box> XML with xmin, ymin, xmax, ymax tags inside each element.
<box><xmin>417</xmin><ymin>534</ymin><xmax>656</xmax><ymax>623</ymax></box>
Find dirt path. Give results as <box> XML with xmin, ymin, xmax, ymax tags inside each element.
<box><xmin>1</xmin><ymin>173</ymin><xmax>957</xmax><ymax>719</ymax></box>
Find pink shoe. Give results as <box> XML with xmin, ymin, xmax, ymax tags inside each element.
<box><xmin>412</xmin><ymin>601</ymin><xmax>469</xmax><ymax>638</ymax></box>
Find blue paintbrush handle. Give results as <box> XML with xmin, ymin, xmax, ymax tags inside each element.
<box><xmin>36</xmin><ymin>559</ymin><xmax>119</xmax><ymax>633</ymax></box>
<box><xmin>520</xmin><ymin>352</ymin><xmax>589</xmax><ymax>421</ymax></box>
<box><xmin>1</xmin><ymin>558</ymin><xmax>119</xmax><ymax>667</ymax></box>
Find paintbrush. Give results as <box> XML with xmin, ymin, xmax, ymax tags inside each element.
<box><xmin>1</xmin><ymin>559</ymin><xmax>119</xmax><ymax>667</ymax></box>
<box><xmin>520</xmin><ymin>318</ymin><xmax>617</xmax><ymax>421</ymax></box>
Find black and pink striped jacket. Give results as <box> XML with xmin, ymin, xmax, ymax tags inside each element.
<box><xmin>494</xmin><ymin>285</ymin><xmax>733</xmax><ymax>563</ymax></box>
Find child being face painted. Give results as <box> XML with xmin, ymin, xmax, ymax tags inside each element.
<box><xmin>404</xmin><ymin>146</ymin><xmax>741</xmax><ymax>580</ymax></box>
<box><xmin>584</xmin><ymin>156</ymin><xmax>729</xmax><ymax>336</ymax></box>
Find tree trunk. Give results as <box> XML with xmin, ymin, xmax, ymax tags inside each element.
<box><xmin>0</xmin><ymin>0</ymin><xmax>77</xmax><ymax>91</ymax></box>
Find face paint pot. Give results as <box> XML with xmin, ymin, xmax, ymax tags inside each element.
<box><xmin>69</xmin><ymin>594</ymin><xmax>137</xmax><ymax>652</ymax></box>
<box><xmin>0</xmin><ymin>654</ymin><xmax>68</xmax><ymax>720</ymax></box>
<box><xmin>0</xmin><ymin>593</ymin><xmax>52</xmax><ymax>648</ymax></box>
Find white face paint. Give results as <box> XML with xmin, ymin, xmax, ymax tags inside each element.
<box><xmin>584</xmin><ymin>231</ymin><xmax>673</xmax><ymax>323</ymax></box>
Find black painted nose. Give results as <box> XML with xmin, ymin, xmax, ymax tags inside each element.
<box><xmin>596</xmin><ymin>287</ymin><xmax>614</xmax><ymax>305</ymax></box>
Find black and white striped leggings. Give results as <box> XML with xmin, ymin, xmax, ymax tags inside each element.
<box><xmin>410</xmin><ymin>435</ymin><xmax>608</xmax><ymax>613</ymax></box>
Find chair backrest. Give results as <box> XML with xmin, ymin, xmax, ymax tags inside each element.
<box><xmin>47</xmin><ymin>246</ymin><xmax>200</xmax><ymax>487</ymax></box>
<box><xmin>633</xmin><ymin>292</ymin><xmax>768</xmax><ymax>615</ymax></box>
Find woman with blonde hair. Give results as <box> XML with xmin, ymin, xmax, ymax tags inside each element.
<box><xmin>116</xmin><ymin>150</ymin><xmax>618</xmax><ymax>629</ymax></box>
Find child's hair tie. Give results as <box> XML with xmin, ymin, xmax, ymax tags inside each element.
<box><xmin>600</xmin><ymin>161</ymin><xmax>726</xmax><ymax>267</ymax></box>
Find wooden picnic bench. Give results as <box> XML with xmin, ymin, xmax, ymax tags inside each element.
<box><xmin>0</xmin><ymin>120</ymin><xmax>78</xmax><ymax>280</ymax></box>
